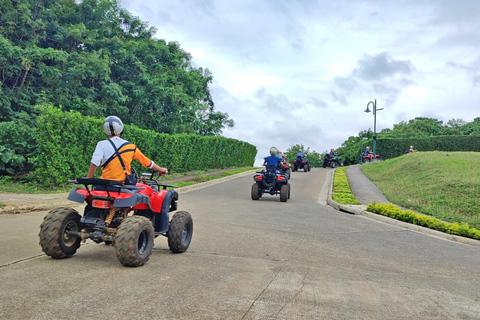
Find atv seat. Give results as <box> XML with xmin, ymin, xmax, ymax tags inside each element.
<box><xmin>74</xmin><ymin>178</ymin><xmax>144</xmax><ymax>193</ymax></box>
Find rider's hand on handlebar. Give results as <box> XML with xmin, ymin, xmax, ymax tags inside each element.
<box><xmin>158</xmin><ymin>167</ymin><xmax>168</xmax><ymax>175</ymax></box>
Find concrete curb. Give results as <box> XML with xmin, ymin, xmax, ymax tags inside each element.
<box><xmin>326</xmin><ymin>168</ymin><xmax>480</xmax><ymax>247</ymax></box>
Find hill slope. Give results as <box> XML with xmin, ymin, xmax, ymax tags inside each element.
<box><xmin>360</xmin><ymin>152</ymin><xmax>480</xmax><ymax>229</ymax></box>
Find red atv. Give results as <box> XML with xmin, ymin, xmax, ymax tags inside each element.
<box><xmin>362</xmin><ymin>153</ymin><xmax>381</xmax><ymax>163</ymax></box>
<box><xmin>39</xmin><ymin>172</ymin><xmax>193</xmax><ymax>267</ymax></box>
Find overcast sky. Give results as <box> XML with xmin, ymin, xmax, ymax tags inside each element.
<box><xmin>119</xmin><ymin>0</ymin><xmax>480</xmax><ymax>165</ymax></box>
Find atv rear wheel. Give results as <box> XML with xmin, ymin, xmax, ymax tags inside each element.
<box><xmin>251</xmin><ymin>183</ymin><xmax>260</xmax><ymax>200</ymax></box>
<box><xmin>114</xmin><ymin>216</ymin><xmax>154</xmax><ymax>267</ymax></box>
<box><xmin>280</xmin><ymin>184</ymin><xmax>288</xmax><ymax>202</ymax></box>
<box><xmin>330</xmin><ymin>161</ymin><xmax>336</xmax><ymax>168</ymax></box>
<box><xmin>168</xmin><ymin>211</ymin><xmax>193</xmax><ymax>253</ymax></box>
<box><xmin>288</xmin><ymin>183</ymin><xmax>291</xmax><ymax>199</ymax></box>
<box><xmin>39</xmin><ymin>207</ymin><xmax>82</xmax><ymax>259</ymax></box>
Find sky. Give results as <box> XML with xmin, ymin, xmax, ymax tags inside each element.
<box><xmin>119</xmin><ymin>0</ymin><xmax>480</xmax><ymax>165</ymax></box>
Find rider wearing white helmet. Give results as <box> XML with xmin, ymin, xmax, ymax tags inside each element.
<box><xmin>264</xmin><ymin>146</ymin><xmax>282</xmax><ymax>167</ymax></box>
<box><xmin>87</xmin><ymin>116</ymin><xmax>167</xmax><ymax>183</ymax></box>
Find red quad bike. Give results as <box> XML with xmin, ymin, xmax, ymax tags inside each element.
<box><xmin>39</xmin><ymin>172</ymin><xmax>193</xmax><ymax>267</ymax></box>
<box><xmin>362</xmin><ymin>154</ymin><xmax>381</xmax><ymax>163</ymax></box>
<box><xmin>251</xmin><ymin>165</ymin><xmax>291</xmax><ymax>202</ymax></box>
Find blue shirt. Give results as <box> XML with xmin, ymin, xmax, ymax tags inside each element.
<box><xmin>264</xmin><ymin>155</ymin><xmax>281</xmax><ymax>166</ymax></box>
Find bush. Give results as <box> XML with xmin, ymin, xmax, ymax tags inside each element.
<box><xmin>332</xmin><ymin>167</ymin><xmax>361</xmax><ymax>205</ymax></box>
<box><xmin>31</xmin><ymin>105</ymin><xmax>257</xmax><ymax>187</ymax></box>
<box><xmin>367</xmin><ymin>203</ymin><xmax>480</xmax><ymax>240</ymax></box>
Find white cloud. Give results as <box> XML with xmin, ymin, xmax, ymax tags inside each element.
<box><xmin>120</xmin><ymin>0</ymin><xmax>480</xmax><ymax>165</ymax></box>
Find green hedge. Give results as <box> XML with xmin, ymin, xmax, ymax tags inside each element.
<box><xmin>369</xmin><ymin>136</ymin><xmax>480</xmax><ymax>160</ymax></box>
<box><xmin>28</xmin><ymin>105</ymin><xmax>256</xmax><ymax>187</ymax></box>
<box><xmin>367</xmin><ymin>203</ymin><xmax>480</xmax><ymax>240</ymax></box>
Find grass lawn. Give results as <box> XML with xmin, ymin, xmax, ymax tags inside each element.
<box><xmin>360</xmin><ymin>151</ymin><xmax>480</xmax><ymax>229</ymax></box>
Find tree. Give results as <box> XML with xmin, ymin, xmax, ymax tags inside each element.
<box><xmin>446</xmin><ymin>118</ymin><xmax>467</xmax><ymax>136</ymax></box>
<box><xmin>0</xmin><ymin>0</ymin><xmax>233</xmax><ymax>135</ymax></box>
<box><xmin>460</xmin><ymin>117</ymin><xmax>480</xmax><ymax>136</ymax></box>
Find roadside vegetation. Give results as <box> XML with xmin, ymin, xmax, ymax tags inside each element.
<box><xmin>331</xmin><ymin>167</ymin><xmax>361</xmax><ymax>205</ymax></box>
<box><xmin>361</xmin><ymin>151</ymin><xmax>480</xmax><ymax>229</ymax></box>
<box><xmin>330</xmin><ymin>153</ymin><xmax>480</xmax><ymax>240</ymax></box>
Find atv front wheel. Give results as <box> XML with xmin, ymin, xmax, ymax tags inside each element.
<box><xmin>280</xmin><ymin>184</ymin><xmax>288</xmax><ymax>202</ymax></box>
<box><xmin>288</xmin><ymin>183</ymin><xmax>291</xmax><ymax>199</ymax></box>
<box><xmin>168</xmin><ymin>211</ymin><xmax>193</xmax><ymax>253</ymax></box>
<box><xmin>114</xmin><ymin>216</ymin><xmax>154</xmax><ymax>267</ymax></box>
<box><xmin>39</xmin><ymin>207</ymin><xmax>82</xmax><ymax>259</ymax></box>
<box><xmin>330</xmin><ymin>161</ymin><xmax>336</xmax><ymax>168</ymax></box>
<box><xmin>251</xmin><ymin>183</ymin><xmax>260</xmax><ymax>200</ymax></box>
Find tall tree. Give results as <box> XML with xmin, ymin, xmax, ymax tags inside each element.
<box><xmin>0</xmin><ymin>0</ymin><xmax>233</xmax><ymax>135</ymax></box>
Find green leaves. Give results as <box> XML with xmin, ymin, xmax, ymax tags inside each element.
<box><xmin>30</xmin><ymin>107</ymin><xmax>256</xmax><ymax>188</ymax></box>
<box><xmin>0</xmin><ymin>0</ymin><xmax>233</xmax><ymax>135</ymax></box>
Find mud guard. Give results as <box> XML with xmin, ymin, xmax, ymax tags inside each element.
<box><xmin>153</xmin><ymin>190</ymin><xmax>178</xmax><ymax>234</ymax></box>
<box><xmin>67</xmin><ymin>188</ymin><xmax>87</xmax><ymax>203</ymax></box>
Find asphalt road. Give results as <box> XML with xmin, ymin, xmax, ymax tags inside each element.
<box><xmin>1</xmin><ymin>168</ymin><xmax>479</xmax><ymax>320</ymax></box>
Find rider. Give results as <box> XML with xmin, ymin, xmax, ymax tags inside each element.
<box><xmin>264</xmin><ymin>147</ymin><xmax>282</xmax><ymax>169</ymax></box>
<box><xmin>328</xmin><ymin>148</ymin><xmax>335</xmax><ymax>159</ymax></box>
<box><xmin>364</xmin><ymin>146</ymin><xmax>371</xmax><ymax>156</ymax></box>
<box><xmin>87</xmin><ymin>116</ymin><xmax>168</xmax><ymax>183</ymax></box>
<box><xmin>409</xmin><ymin>145</ymin><xmax>418</xmax><ymax>153</ymax></box>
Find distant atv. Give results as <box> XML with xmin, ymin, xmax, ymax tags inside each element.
<box><xmin>39</xmin><ymin>172</ymin><xmax>193</xmax><ymax>267</ymax></box>
<box><xmin>322</xmin><ymin>155</ymin><xmax>343</xmax><ymax>168</ymax></box>
<box><xmin>363</xmin><ymin>153</ymin><xmax>381</xmax><ymax>163</ymax></box>
<box><xmin>251</xmin><ymin>165</ymin><xmax>291</xmax><ymax>202</ymax></box>
<box><xmin>292</xmin><ymin>156</ymin><xmax>311</xmax><ymax>172</ymax></box>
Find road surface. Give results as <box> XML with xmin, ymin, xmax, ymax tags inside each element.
<box><xmin>1</xmin><ymin>168</ymin><xmax>479</xmax><ymax>319</ymax></box>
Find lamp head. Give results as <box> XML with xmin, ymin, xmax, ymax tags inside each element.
<box><xmin>364</xmin><ymin>106</ymin><xmax>371</xmax><ymax>113</ymax></box>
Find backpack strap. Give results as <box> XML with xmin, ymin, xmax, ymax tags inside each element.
<box><xmin>102</xmin><ymin>140</ymin><xmax>136</xmax><ymax>172</ymax></box>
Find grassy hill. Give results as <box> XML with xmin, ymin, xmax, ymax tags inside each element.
<box><xmin>360</xmin><ymin>151</ymin><xmax>480</xmax><ymax>229</ymax></box>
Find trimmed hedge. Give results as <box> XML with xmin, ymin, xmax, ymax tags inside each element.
<box><xmin>372</xmin><ymin>136</ymin><xmax>480</xmax><ymax>160</ymax></box>
<box><xmin>367</xmin><ymin>203</ymin><xmax>480</xmax><ymax>240</ymax></box>
<box><xmin>30</xmin><ymin>105</ymin><xmax>257</xmax><ymax>187</ymax></box>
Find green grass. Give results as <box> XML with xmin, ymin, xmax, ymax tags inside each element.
<box><xmin>361</xmin><ymin>151</ymin><xmax>480</xmax><ymax>229</ymax></box>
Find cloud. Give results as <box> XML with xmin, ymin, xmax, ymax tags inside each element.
<box><xmin>119</xmin><ymin>0</ymin><xmax>480</xmax><ymax>165</ymax></box>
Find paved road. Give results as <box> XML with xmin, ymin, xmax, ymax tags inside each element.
<box><xmin>1</xmin><ymin>168</ymin><xmax>479</xmax><ymax>320</ymax></box>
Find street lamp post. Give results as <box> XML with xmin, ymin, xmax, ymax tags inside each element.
<box><xmin>364</xmin><ymin>99</ymin><xmax>383</xmax><ymax>157</ymax></box>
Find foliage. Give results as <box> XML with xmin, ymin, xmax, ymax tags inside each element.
<box><xmin>337</xmin><ymin>117</ymin><xmax>480</xmax><ymax>165</ymax></box>
<box><xmin>361</xmin><ymin>152</ymin><xmax>480</xmax><ymax>229</ymax></box>
<box><xmin>331</xmin><ymin>167</ymin><xmax>361</xmax><ymax>205</ymax></box>
<box><xmin>0</xmin><ymin>114</ymin><xmax>38</xmax><ymax>177</ymax></box>
<box><xmin>284</xmin><ymin>143</ymin><xmax>322</xmax><ymax>167</ymax></box>
<box><xmin>367</xmin><ymin>203</ymin><xmax>480</xmax><ymax>240</ymax></box>
<box><xmin>31</xmin><ymin>106</ymin><xmax>256</xmax><ymax>188</ymax></box>
<box><xmin>0</xmin><ymin>0</ymin><xmax>233</xmax><ymax>135</ymax></box>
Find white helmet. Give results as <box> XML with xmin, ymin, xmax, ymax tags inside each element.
<box><xmin>103</xmin><ymin>116</ymin><xmax>124</xmax><ymax>136</ymax></box>
<box><xmin>270</xmin><ymin>147</ymin><xmax>278</xmax><ymax>156</ymax></box>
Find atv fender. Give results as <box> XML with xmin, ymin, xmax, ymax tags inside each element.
<box><xmin>152</xmin><ymin>189</ymin><xmax>178</xmax><ymax>234</ymax></box>
<box><xmin>67</xmin><ymin>188</ymin><xmax>87</xmax><ymax>203</ymax></box>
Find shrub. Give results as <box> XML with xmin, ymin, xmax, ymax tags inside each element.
<box><xmin>367</xmin><ymin>203</ymin><xmax>480</xmax><ymax>240</ymax></box>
